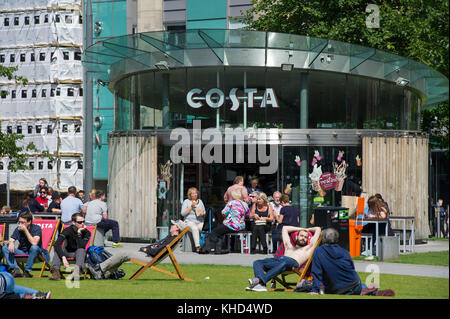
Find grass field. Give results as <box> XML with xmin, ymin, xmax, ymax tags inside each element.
<box><xmin>14</xmin><ymin>263</ymin><xmax>449</xmax><ymax>299</ymax></box>
<box><xmin>353</xmin><ymin>250</ymin><xmax>449</xmax><ymax>266</ymax></box>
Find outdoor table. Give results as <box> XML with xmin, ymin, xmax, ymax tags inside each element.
<box><xmin>362</xmin><ymin>218</ymin><xmax>389</xmax><ymax>258</ymax></box>
<box><xmin>389</xmin><ymin>216</ymin><xmax>415</xmax><ymax>253</ymax></box>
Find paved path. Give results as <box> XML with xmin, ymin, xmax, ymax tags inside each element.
<box><xmin>107</xmin><ymin>240</ymin><xmax>449</xmax><ymax>279</ymax></box>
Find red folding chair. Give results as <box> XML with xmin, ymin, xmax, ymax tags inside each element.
<box><xmin>14</xmin><ymin>219</ymin><xmax>60</xmax><ymax>278</ymax></box>
<box><xmin>59</xmin><ymin>224</ymin><xmax>97</xmax><ymax>278</ymax></box>
<box><xmin>0</xmin><ymin>223</ymin><xmax>5</xmax><ymax>246</ymax></box>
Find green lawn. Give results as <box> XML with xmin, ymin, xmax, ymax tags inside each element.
<box><xmin>15</xmin><ymin>263</ymin><xmax>449</xmax><ymax>299</ymax></box>
<box><xmin>353</xmin><ymin>250</ymin><xmax>449</xmax><ymax>266</ymax></box>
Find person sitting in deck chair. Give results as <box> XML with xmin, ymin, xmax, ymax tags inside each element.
<box><xmin>139</xmin><ymin>220</ymin><xmax>186</xmax><ymax>257</ymax></box>
<box><xmin>246</xmin><ymin>226</ymin><xmax>321</xmax><ymax>291</ymax></box>
<box><xmin>86</xmin><ymin>220</ymin><xmax>187</xmax><ymax>280</ymax></box>
<box><xmin>309</xmin><ymin>228</ymin><xmax>395</xmax><ymax>296</ymax></box>
<box><xmin>1</xmin><ymin>211</ymin><xmax>50</xmax><ymax>278</ymax></box>
<box><xmin>49</xmin><ymin>213</ymin><xmax>91</xmax><ymax>281</ymax></box>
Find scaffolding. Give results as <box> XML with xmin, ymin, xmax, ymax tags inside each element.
<box><xmin>0</xmin><ymin>1</ymin><xmax>83</xmax><ymax>193</ymax></box>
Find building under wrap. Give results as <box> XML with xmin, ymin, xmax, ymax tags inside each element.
<box><xmin>0</xmin><ymin>0</ymin><xmax>83</xmax><ymax>193</ymax></box>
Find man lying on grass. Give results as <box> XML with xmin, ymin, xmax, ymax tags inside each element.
<box><xmin>309</xmin><ymin>227</ymin><xmax>394</xmax><ymax>296</ymax></box>
<box><xmin>247</xmin><ymin>226</ymin><xmax>321</xmax><ymax>291</ymax></box>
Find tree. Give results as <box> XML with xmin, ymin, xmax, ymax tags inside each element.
<box><xmin>239</xmin><ymin>0</ymin><xmax>449</xmax><ymax>148</ymax></box>
<box><xmin>0</xmin><ymin>65</ymin><xmax>53</xmax><ymax>171</ymax></box>
<box><xmin>421</xmin><ymin>103</ymin><xmax>449</xmax><ymax>154</ymax></box>
<box><xmin>240</xmin><ymin>0</ymin><xmax>448</xmax><ymax>75</ymax></box>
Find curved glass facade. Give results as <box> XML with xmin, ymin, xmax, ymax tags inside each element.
<box><xmin>115</xmin><ymin>67</ymin><xmax>419</xmax><ymax>130</ymax></box>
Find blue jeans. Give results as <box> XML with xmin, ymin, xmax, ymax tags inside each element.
<box><xmin>345</xmin><ymin>282</ymin><xmax>367</xmax><ymax>295</ymax></box>
<box><xmin>1</xmin><ymin>245</ymin><xmax>49</xmax><ymax>272</ymax></box>
<box><xmin>97</xmin><ymin>218</ymin><xmax>121</xmax><ymax>243</ymax></box>
<box><xmin>253</xmin><ymin>256</ymin><xmax>299</xmax><ymax>285</ymax></box>
<box><xmin>0</xmin><ymin>272</ymin><xmax>38</xmax><ymax>298</ymax></box>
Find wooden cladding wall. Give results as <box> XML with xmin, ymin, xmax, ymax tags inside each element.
<box><xmin>108</xmin><ymin>134</ymin><xmax>158</xmax><ymax>239</ymax></box>
<box><xmin>362</xmin><ymin>136</ymin><xmax>429</xmax><ymax>239</ymax></box>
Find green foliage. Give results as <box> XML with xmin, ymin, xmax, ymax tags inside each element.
<box><xmin>421</xmin><ymin>101</ymin><xmax>449</xmax><ymax>153</ymax></box>
<box><xmin>0</xmin><ymin>65</ymin><xmax>28</xmax><ymax>86</ymax></box>
<box><xmin>240</xmin><ymin>0</ymin><xmax>449</xmax><ymax>75</ymax></box>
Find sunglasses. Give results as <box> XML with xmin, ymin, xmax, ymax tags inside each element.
<box><xmin>75</xmin><ymin>220</ymin><xmax>85</xmax><ymax>224</ymax></box>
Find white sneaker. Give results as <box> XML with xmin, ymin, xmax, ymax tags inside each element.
<box><xmin>248</xmin><ymin>278</ymin><xmax>259</xmax><ymax>288</ymax></box>
<box><xmin>251</xmin><ymin>284</ymin><xmax>267</xmax><ymax>292</ymax></box>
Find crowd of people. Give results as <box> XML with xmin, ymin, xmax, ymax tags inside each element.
<box><xmin>0</xmin><ymin>178</ymin><xmax>128</xmax><ymax>299</ymax></box>
<box><xmin>181</xmin><ymin>175</ymin><xmax>301</xmax><ymax>255</ymax></box>
<box><xmin>0</xmin><ymin>175</ymin><xmax>425</xmax><ymax>298</ymax></box>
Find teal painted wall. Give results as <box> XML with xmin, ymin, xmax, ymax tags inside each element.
<box><xmin>90</xmin><ymin>0</ymin><xmax>127</xmax><ymax>180</ymax></box>
<box><xmin>187</xmin><ymin>0</ymin><xmax>227</xmax><ymax>29</ymax></box>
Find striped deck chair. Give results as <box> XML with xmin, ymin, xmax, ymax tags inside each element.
<box><xmin>59</xmin><ymin>224</ymin><xmax>97</xmax><ymax>279</ymax></box>
<box><xmin>14</xmin><ymin>219</ymin><xmax>60</xmax><ymax>278</ymax></box>
<box><xmin>268</xmin><ymin>231</ymin><xmax>322</xmax><ymax>292</ymax></box>
<box><xmin>129</xmin><ymin>226</ymin><xmax>193</xmax><ymax>281</ymax></box>
<box><xmin>0</xmin><ymin>223</ymin><xmax>5</xmax><ymax>246</ymax></box>
<box><xmin>0</xmin><ymin>223</ymin><xmax>5</xmax><ymax>263</ymax></box>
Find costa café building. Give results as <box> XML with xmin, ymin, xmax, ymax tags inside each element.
<box><xmin>83</xmin><ymin>29</ymin><xmax>448</xmax><ymax>241</ymax></box>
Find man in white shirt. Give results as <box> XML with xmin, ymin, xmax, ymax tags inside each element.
<box><xmin>85</xmin><ymin>190</ymin><xmax>122</xmax><ymax>248</ymax></box>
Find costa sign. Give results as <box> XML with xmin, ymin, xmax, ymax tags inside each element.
<box><xmin>186</xmin><ymin>88</ymin><xmax>279</xmax><ymax>111</ymax></box>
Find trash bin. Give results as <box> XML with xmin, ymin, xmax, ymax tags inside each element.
<box><xmin>349</xmin><ymin>219</ymin><xmax>363</xmax><ymax>258</ymax></box>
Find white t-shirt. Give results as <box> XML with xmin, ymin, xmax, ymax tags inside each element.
<box><xmin>85</xmin><ymin>199</ymin><xmax>108</xmax><ymax>224</ymax></box>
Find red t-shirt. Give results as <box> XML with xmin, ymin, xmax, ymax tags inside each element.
<box><xmin>35</xmin><ymin>196</ymin><xmax>49</xmax><ymax>210</ymax></box>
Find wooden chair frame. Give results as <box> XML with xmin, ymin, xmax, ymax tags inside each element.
<box><xmin>0</xmin><ymin>223</ymin><xmax>5</xmax><ymax>246</ymax></box>
<box><xmin>268</xmin><ymin>233</ymin><xmax>322</xmax><ymax>292</ymax></box>
<box><xmin>129</xmin><ymin>226</ymin><xmax>193</xmax><ymax>281</ymax></box>
<box><xmin>14</xmin><ymin>219</ymin><xmax>61</xmax><ymax>278</ymax></box>
<box><xmin>0</xmin><ymin>223</ymin><xmax>5</xmax><ymax>263</ymax></box>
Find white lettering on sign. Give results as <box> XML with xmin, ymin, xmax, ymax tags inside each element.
<box><xmin>37</xmin><ymin>224</ymin><xmax>53</xmax><ymax>229</ymax></box>
<box><xmin>186</xmin><ymin>88</ymin><xmax>279</xmax><ymax>111</ymax></box>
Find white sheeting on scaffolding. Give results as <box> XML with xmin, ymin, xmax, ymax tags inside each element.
<box><xmin>0</xmin><ymin>119</ymin><xmax>83</xmax><ymax>154</ymax></box>
<box><xmin>0</xmin><ymin>1</ymin><xmax>84</xmax><ymax>192</ymax></box>
<box><xmin>0</xmin><ymin>1</ymin><xmax>82</xmax><ymax>12</ymax></box>
<box><xmin>0</xmin><ymin>47</ymin><xmax>83</xmax><ymax>84</ymax></box>
<box><xmin>0</xmin><ymin>10</ymin><xmax>82</xmax><ymax>48</ymax></box>
<box><xmin>0</xmin><ymin>155</ymin><xmax>83</xmax><ymax>191</ymax></box>
<box><xmin>0</xmin><ymin>83</ymin><xmax>83</xmax><ymax>119</ymax></box>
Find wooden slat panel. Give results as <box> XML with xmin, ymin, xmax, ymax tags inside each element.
<box><xmin>362</xmin><ymin>136</ymin><xmax>429</xmax><ymax>239</ymax></box>
<box><xmin>108</xmin><ymin>135</ymin><xmax>158</xmax><ymax>239</ymax></box>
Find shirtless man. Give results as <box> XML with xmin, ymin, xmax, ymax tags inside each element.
<box><xmin>246</xmin><ymin>226</ymin><xmax>321</xmax><ymax>291</ymax></box>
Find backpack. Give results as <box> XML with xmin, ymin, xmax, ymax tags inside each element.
<box><xmin>86</xmin><ymin>246</ymin><xmax>126</xmax><ymax>280</ymax></box>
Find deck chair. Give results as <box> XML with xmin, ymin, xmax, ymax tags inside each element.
<box><xmin>0</xmin><ymin>223</ymin><xmax>4</xmax><ymax>263</ymax></box>
<box><xmin>0</xmin><ymin>223</ymin><xmax>5</xmax><ymax>246</ymax></box>
<box><xmin>14</xmin><ymin>219</ymin><xmax>60</xmax><ymax>278</ymax></box>
<box><xmin>59</xmin><ymin>224</ymin><xmax>97</xmax><ymax>279</ymax></box>
<box><xmin>268</xmin><ymin>232</ymin><xmax>322</xmax><ymax>292</ymax></box>
<box><xmin>129</xmin><ymin>226</ymin><xmax>193</xmax><ymax>281</ymax></box>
